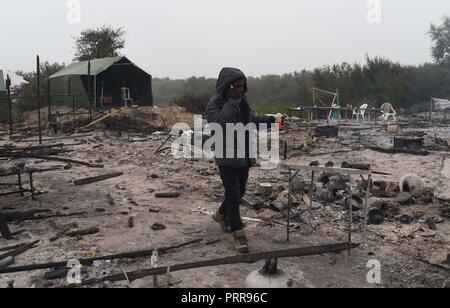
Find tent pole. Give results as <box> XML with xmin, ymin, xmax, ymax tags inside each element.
<box><xmin>101</xmin><ymin>81</ymin><xmax>104</xmax><ymax>108</ymax></box>
<box><xmin>47</xmin><ymin>77</ymin><xmax>51</xmax><ymax>122</ymax></box>
<box><xmin>94</xmin><ymin>75</ymin><xmax>97</xmax><ymax>109</ymax></box>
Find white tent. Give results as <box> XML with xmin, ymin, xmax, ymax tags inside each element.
<box><xmin>5</xmin><ymin>71</ymin><xmax>28</xmax><ymax>88</ymax></box>
<box><xmin>432</xmin><ymin>98</ymin><xmax>450</xmax><ymax>111</ymax></box>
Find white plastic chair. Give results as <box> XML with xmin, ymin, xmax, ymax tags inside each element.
<box><xmin>380</xmin><ymin>103</ymin><xmax>397</xmax><ymax>122</ymax></box>
<box><xmin>121</xmin><ymin>87</ymin><xmax>134</xmax><ymax>107</ymax></box>
<box><xmin>352</xmin><ymin>104</ymin><xmax>368</xmax><ymax>121</ymax></box>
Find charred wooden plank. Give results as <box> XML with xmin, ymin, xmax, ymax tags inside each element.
<box><xmin>0</xmin><ymin>239</ymin><xmax>203</xmax><ymax>275</ymax></box>
<box><xmin>74</xmin><ymin>172</ymin><xmax>123</xmax><ymax>186</ymax></box>
<box><xmin>81</xmin><ymin>242</ymin><xmax>359</xmax><ymax>285</ymax></box>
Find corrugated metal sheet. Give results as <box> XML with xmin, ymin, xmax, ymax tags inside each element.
<box><xmin>49</xmin><ymin>56</ymin><xmax>125</xmax><ymax>78</ymax></box>
<box><xmin>0</xmin><ymin>70</ymin><xmax>6</xmax><ymax>92</ymax></box>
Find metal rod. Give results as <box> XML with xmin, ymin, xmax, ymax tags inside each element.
<box><xmin>6</xmin><ymin>75</ymin><xmax>13</xmax><ymax>137</ymax></box>
<box><xmin>348</xmin><ymin>183</ymin><xmax>353</xmax><ymax>244</ymax></box>
<box><xmin>29</xmin><ymin>172</ymin><xmax>35</xmax><ymax>200</ymax></box>
<box><xmin>88</xmin><ymin>60</ymin><xmax>92</xmax><ymax>120</ymax></box>
<box><xmin>82</xmin><ymin>242</ymin><xmax>360</xmax><ymax>286</ymax></box>
<box><xmin>287</xmin><ymin>168</ymin><xmax>292</xmax><ymax>242</ymax></box>
<box><xmin>364</xmin><ymin>175</ymin><xmax>372</xmax><ymax>246</ymax></box>
<box><xmin>309</xmin><ymin>171</ymin><xmax>315</xmax><ymax>227</ymax></box>
<box><xmin>289</xmin><ymin>169</ymin><xmax>301</xmax><ymax>182</ymax></box>
<box><xmin>36</xmin><ymin>55</ymin><xmax>42</xmax><ymax>145</ymax></box>
<box><xmin>47</xmin><ymin>77</ymin><xmax>51</xmax><ymax>123</ymax></box>
<box><xmin>94</xmin><ymin>75</ymin><xmax>97</xmax><ymax>109</ymax></box>
<box><xmin>17</xmin><ymin>170</ymin><xmax>24</xmax><ymax>197</ymax></box>
<box><xmin>0</xmin><ymin>189</ymin><xmax>32</xmax><ymax>197</ymax></box>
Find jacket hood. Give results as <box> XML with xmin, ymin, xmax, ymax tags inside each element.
<box><xmin>215</xmin><ymin>67</ymin><xmax>247</xmax><ymax>97</ymax></box>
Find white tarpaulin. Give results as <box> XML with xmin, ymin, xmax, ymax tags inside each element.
<box><xmin>432</xmin><ymin>98</ymin><xmax>450</xmax><ymax>111</ymax></box>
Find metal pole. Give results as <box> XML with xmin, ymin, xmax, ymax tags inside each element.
<box><xmin>6</xmin><ymin>75</ymin><xmax>13</xmax><ymax>137</ymax></box>
<box><xmin>309</xmin><ymin>171</ymin><xmax>315</xmax><ymax>228</ymax></box>
<box><xmin>94</xmin><ymin>75</ymin><xmax>97</xmax><ymax>110</ymax></box>
<box><xmin>37</xmin><ymin>55</ymin><xmax>42</xmax><ymax>145</ymax></box>
<box><xmin>29</xmin><ymin>172</ymin><xmax>36</xmax><ymax>200</ymax></box>
<box><xmin>363</xmin><ymin>175</ymin><xmax>372</xmax><ymax>246</ymax></box>
<box><xmin>429</xmin><ymin>99</ymin><xmax>433</xmax><ymax>126</ymax></box>
<box><xmin>348</xmin><ymin>184</ymin><xmax>353</xmax><ymax>244</ymax></box>
<box><xmin>101</xmin><ymin>81</ymin><xmax>104</xmax><ymax>108</ymax></box>
<box><xmin>17</xmin><ymin>170</ymin><xmax>24</xmax><ymax>197</ymax></box>
<box><xmin>47</xmin><ymin>77</ymin><xmax>51</xmax><ymax>123</ymax></box>
<box><xmin>287</xmin><ymin>168</ymin><xmax>292</xmax><ymax>242</ymax></box>
<box><xmin>88</xmin><ymin>60</ymin><xmax>92</xmax><ymax>120</ymax></box>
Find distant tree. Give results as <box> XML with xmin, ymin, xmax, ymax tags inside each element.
<box><xmin>73</xmin><ymin>25</ymin><xmax>126</xmax><ymax>61</ymax></box>
<box><xmin>15</xmin><ymin>62</ymin><xmax>66</xmax><ymax>97</ymax></box>
<box><xmin>14</xmin><ymin>62</ymin><xmax>66</xmax><ymax>113</ymax></box>
<box><xmin>429</xmin><ymin>16</ymin><xmax>450</xmax><ymax>64</ymax></box>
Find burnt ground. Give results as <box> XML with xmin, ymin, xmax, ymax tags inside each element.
<box><xmin>0</xmin><ymin>113</ymin><xmax>449</xmax><ymax>288</ymax></box>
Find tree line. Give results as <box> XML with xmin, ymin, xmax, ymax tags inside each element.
<box><xmin>154</xmin><ymin>57</ymin><xmax>450</xmax><ymax>114</ymax></box>
<box><xmin>8</xmin><ymin>16</ymin><xmax>450</xmax><ymax>117</ymax></box>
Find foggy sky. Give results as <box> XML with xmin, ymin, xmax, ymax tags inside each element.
<box><xmin>1</xmin><ymin>0</ymin><xmax>449</xmax><ymax>78</ymax></box>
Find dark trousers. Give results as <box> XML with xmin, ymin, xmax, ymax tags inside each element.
<box><xmin>219</xmin><ymin>166</ymin><xmax>249</xmax><ymax>232</ymax></box>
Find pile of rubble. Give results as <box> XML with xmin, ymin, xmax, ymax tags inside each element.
<box><xmin>103</xmin><ymin>106</ymin><xmax>195</xmax><ymax>134</ymax></box>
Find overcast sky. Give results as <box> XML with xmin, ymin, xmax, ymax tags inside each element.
<box><xmin>1</xmin><ymin>0</ymin><xmax>449</xmax><ymax>78</ymax></box>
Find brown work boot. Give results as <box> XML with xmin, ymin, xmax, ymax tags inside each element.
<box><xmin>232</xmin><ymin>229</ymin><xmax>249</xmax><ymax>254</ymax></box>
<box><xmin>212</xmin><ymin>211</ymin><xmax>231</xmax><ymax>233</ymax></box>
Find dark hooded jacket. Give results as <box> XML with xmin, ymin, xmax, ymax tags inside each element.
<box><xmin>205</xmin><ymin>68</ymin><xmax>274</xmax><ymax>168</ymax></box>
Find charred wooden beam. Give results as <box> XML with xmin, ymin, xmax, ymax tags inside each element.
<box><xmin>1</xmin><ymin>209</ymin><xmax>52</xmax><ymax>223</ymax></box>
<box><xmin>0</xmin><ymin>242</ymin><xmax>27</xmax><ymax>253</ymax></box>
<box><xmin>0</xmin><ymin>240</ymin><xmax>40</xmax><ymax>261</ymax></box>
<box><xmin>155</xmin><ymin>192</ymin><xmax>181</xmax><ymax>198</ymax></box>
<box><xmin>66</xmin><ymin>227</ymin><xmax>100</xmax><ymax>237</ymax></box>
<box><xmin>74</xmin><ymin>172</ymin><xmax>123</xmax><ymax>186</ymax></box>
<box><xmin>10</xmin><ymin>156</ymin><xmax>104</xmax><ymax>168</ymax></box>
<box><xmin>369</xmin><ymin>147</ymin><xmax>430</xmax><ymax>156</ymax></box>
<box><xmin>0</xmin><ymin>239</ymin><xmax>203</xmax><ymax>275</ymax></box>
<box><xmin>81</xmin><ymin>242</ymin><xmax>359</xmax><ymax>285</ymax></box>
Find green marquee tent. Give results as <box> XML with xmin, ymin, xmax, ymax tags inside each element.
<box><xmin>49</xmin><ymin>56</ymin><xmax>153</xmax><ymax>108</ymax></box>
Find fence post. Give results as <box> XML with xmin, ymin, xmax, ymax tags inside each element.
<box><xmin>37</xmin><ymin>55</ymin><xmax>42</xmax><ymax>145</ymax></box>
<box><xmin>6</xmin><ymin>75</ymin><xmax>12</xmax><ymax>137</ymax></box>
